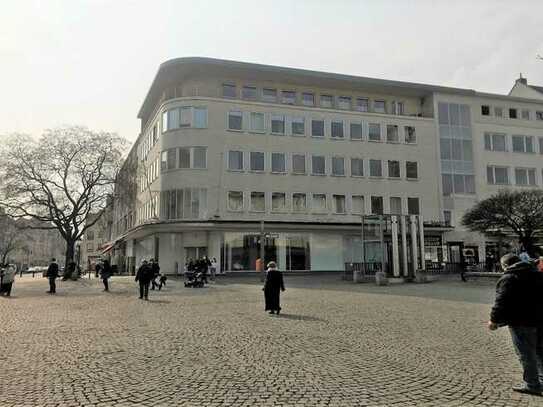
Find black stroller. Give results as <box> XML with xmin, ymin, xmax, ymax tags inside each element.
<box><xmin>184</xmin><ymin>271</ymin><xmax>205</xmax><ymax>288</ymax></box>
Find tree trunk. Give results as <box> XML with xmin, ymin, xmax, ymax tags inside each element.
<box><xmin>64</xmin><ymin>239</ymin><xmax>76</xmax><ymax>280</ymax></box>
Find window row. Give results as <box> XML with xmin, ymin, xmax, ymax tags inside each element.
<box><xmin>226</xmin><ymin>110</ymin><xmax>417</xmax><ymax>143</ymax></box>
<box><xmin>227</xmin><ymin>191</ymin><xmax>420</xmax><ymax>215</ymax></box>
<box><xmin>481</xmin><ymin>104</ymin><xmax>542</xmax><ymax>121</ymax></box>
<box><xmin>484</xmin><ymin>133</ymin><xmax>543</xmax><ymax>154</ymax></box>
<box><xmin>160</xmin><ymin>189</ymin><xmax>208</xmax><ymax>220</ymax></box>
<box><xmin>139</xmin><ymin>157</ymin><xmax>160</xmax><ymax>192</ymax></box>
<box><xmin>137</xmin><ymin>196</ymin><xmax>159</xmax><ymax>223</ymax></box>
<box><xmin>162</xmin><ymin>106</ymin><xmax>208</xmax><ymax>132</ymax></box>
<box><xmin>139</xmin><ymin>121</ymin><xmax>159</xmax><ymax>161</ymax></box>
<box><xmin>442</xmin><ymin>174</ymin><xmax>476</xmax><ymax>195</ymax></box>
<box><xmin>222</xmin><ymin>83</ymin><xmax>409</xmax><ymax>115</ymax></box>
<box><xmin>487</xmin><ymin>166</ymin><xmax>541</xmax><ymax>186</ymax></box>
<box><xmin>227</xmin><ymin>150</ymin><xmax>419</xmax><ymax>179</ymax></box>
<box><xmin>161</xmin><ymin>147</ymin><xmax>208</xmax><ymax>171</ymax></box>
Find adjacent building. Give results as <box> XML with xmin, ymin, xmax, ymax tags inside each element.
<box><xmin>111</xmin><ymin>57</ymin><xmax>543</xmax><ymax>275</ymax></box>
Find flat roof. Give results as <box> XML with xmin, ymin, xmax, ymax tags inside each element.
<box><xmin>138</xmin><ymin>57</ymin><xmax>543</xmax><ymax>120</ymax></box>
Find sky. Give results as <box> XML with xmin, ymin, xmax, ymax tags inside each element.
<box><xmin>1</xmin><ymin>0</ymin><xmax>543</xmax><ymax>143</ymax></box>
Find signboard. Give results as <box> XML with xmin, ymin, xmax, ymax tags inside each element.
<box><xmin>424</xmin><ymin>236</ymin><xmax>442</xmax><ymax>247</ymax></box>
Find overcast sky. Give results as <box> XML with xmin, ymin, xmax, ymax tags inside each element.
<box><xmin>1</xmin><ymin>0</ymin><xmax>543</xmax><ymax>142</ymax></box>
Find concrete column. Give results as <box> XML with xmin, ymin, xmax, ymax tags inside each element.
<box><xmin>391</xmin><ymin>216</ymin><xmax>400</xmax><ymax>277</ymax></box>
<box><xmin>400</xmin><ymin>216</ymin><xmax>408</xmax><ymax>278</ymax></box>
<box><xmin>278</xmin><ymin>234</ymin><xmax>287</xmax><ymax>271</ymax></box>
<box><xmin>418</xmin><ymin>215</ymin><xmax>426</xmax><ymax>271</ymax></box>
<box><xmin>410</xmin><ymin>215</ymin><xmax>419</xmax><ymax>277</ymax></box>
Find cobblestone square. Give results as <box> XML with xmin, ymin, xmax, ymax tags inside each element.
<box><xmin>0</xmin><ymin>274</ymin><xmax>541</xmax><ymax>406</ymax></box>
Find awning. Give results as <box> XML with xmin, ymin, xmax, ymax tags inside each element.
<box><xmin>100</xmin><ymin>242</ymin><xmax>115</xmax><ymax>254</ymax></box>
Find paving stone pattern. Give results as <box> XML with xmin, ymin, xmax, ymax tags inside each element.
<box><xmin>0</xmin><ymin>274</ymin><xmax>540</xmax><ymax>406</ymax></box>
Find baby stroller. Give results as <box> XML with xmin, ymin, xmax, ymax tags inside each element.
<box><xmin>184</xmin><ymin>271</ymin><xmax>205</xmax><ymax>288</ymax></box>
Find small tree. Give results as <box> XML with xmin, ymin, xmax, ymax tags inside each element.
<box><xmin>462</xmin><ymin>189</ymin><xmax>543</xmax><ymax>257</ymax></box>
<box><xmin>0</xmin><ymin>127</ymin><xmax>128</xmax><ymax>278</ymax></box>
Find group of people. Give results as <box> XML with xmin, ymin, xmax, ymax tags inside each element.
<box><xmin>185</xmin><ymin>256</ymin><xmax>218</xmax><ymax>282</ymax></box>
<box><xmin>135</xmin><ymin>258</ymin><xmax>165</xmax><ymax>300</ymax></box>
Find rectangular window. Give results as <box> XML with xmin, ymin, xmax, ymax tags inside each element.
<box><xmin>333</xmin><ymin>195</ymin><xmax>346</xmax><ymax>214</ymax></box>
<box><xmin>388</xmin><ymin>160</ymin><xmax>400</xmax><ymax>178</ymax></box>
<box><xmin>332</xmin><ymin>157</ymin><xmax>345</xmax><ymax>176</ymax></box>
<box><xmin>312</xmin><ymin>155</ymin><xmax>326</xmax><ymax>175</ymax></box>
<box><xmin>331</xmin><ymin>120</ymin><xmax>344</xmax><ymax>139</ymax></box>
<box><xmin>453</xmin><ymin>175</ymin><xmax>465</xmax><ymax>194</ymax></box>
<box><xmin>228</xmin><ymin>191</ymin><xmax>243</xmax><ymax>211</ymax></box>
<box><xmin>312</xmin><ymin>194</ymin><xmax>327</xmax><ymax>212</ymax></box>
<box><xmin>390</xmin><ymin>197</ymin><xmax>402</xmax><ymax>214</ymax></box>
<box><xmin>291</xmin><ymin>117</ymin><xmax>305</xmax><ymax>136</ymax></box>
<box><xmin>521</xmin><ymin>109</ymin><xmax>530</xmax><ymax>120</ymax></box>
<box><xmin>368</xmin><ymin>123</ymin><xmax>381</xmax><ymax>141</ymax></box>
<box><xmin>338</xmin><ymin>96</ymin><xmax>351</xmax><ymax>110</ymax></box>
<box><xmin>484</xmin><ymin>133</ymin><xmax>507</xmax><ymax>152</ymax></box>
<box><xmin>167</xmin><ymin>108</ymin><xmax>180</xmax><ymax>130</ymax></box>
<box><xmin>442</xmin><ymin>174</ymin><xmax>453</xmax><ymax>195</ymax></box>
<box><xmin>374</xmin><ymin>100</ymin><xmax>386</xmax><ymax>113</ymax></box>
<box><xmin>179</xmin><ymin>107</ymin><xmax>191</xmax><ymax>127</ymax></box>
<box><xmin>250</xmin><ymin>192</ymin><xmax>265</xmax><ymax>212</ymax></box>
<box><xmin>271</xmin><ymin>153</ymin><xmax>286</xmax><ymax>173</ymax></box>
<box><xmin>404</xmin><ymin>126</ymin><xmax>416</xmax><ymax>143</ymax></box>
<box><xmin>386</xmin><ymin>125</ymin><xmax>399</xmax><ymax>142</ymax></box>
<box><xmin>179</xmin><ymin>148</ymin><xmax>191</xmax><ymax>168</ymax></box>
<box><xmin>407</xmin><ymin>198</ymin><xmax>420</xmax><ymax>215</ymax></box>
<box><xmin>271</xmin><ymin>192</ymin><xmax>286</xmax><ymax>211</ymax></box>
<box><xmin>444</xmin><ymin>210</ymin><xmax>452</xmax><ymax>226</ymax></box>
<box><xmin>250</xmin><ymin>152</ymin><xmax>265</xmax><ymax>172</ymax></box>
<box><xmin>481</xmin><ymin>105</ymin><xmax>490</xmax><ymax>116</ymax></box>
<box><xmin>509</xmin><ymin>108</ymin><xmax>518</xmax><ymax>119</ymax></box>
<box><xmin>351</xmin><ymin>195</ymin><xmax>364</xmax><ymax>214</ymax></box>
<box><xmin>406</xmin><ymin>161</ymin><xmax>418</xmax><ymax>179</ymax></box>
<box><xmin>355</xmin><ymin>97</ymin><xmax>369</xmax><ymax>112</ymax></box>
<box><xmin>228</xmin><ymin>111</ymin><xmax>243</xmax><ymax>130</ymax></box>
<box><xmin>392</xmin><ymin>101</ymin><xmax>404</xmax><ymax>115</ymax></box>
<box><xmin>292</xmin><ymin>154</ymin><xmax>306</xmax><ymax>174</ymax></box>
<box><xmin>512</xmin><ymin>135</ymin><xmax>535</xmax><ymax>153</ymax></box>
<box><xmin>222</xmin><ymin>83</ymin><xmax>236</xmax><ymax>98</ymax></box>
<box><xmin>487</xmin><ymin>166</ymin><xmax>509</xmax><ymax>185</ymax></box>
<box><xmin>293</xmin><ymin>193</ymin><xmax>307</xmax><ymax>212</ymax></box>
<box><xmin>228</xmin><ymin>151</ymin><xmax>243</xmax><ymax>171</ymax></box>
<box><xmin>320</xmin><ymin>95</ymin><xmax>333</xmax><ymax>108</ymax></box>
<box><xmin>193</xmin><ymin>107</ymin><xmax>208</xmax><ymax>128</ymax></box>
<box><xmin>371</xmin><ymin>196</ymin><xmax>383</xmax><ymax>215</ymax></box>
<box><xmin>311</xmin><ymin>119</ymin><xmax>325</xmax><ymax>137</ymax></box>
<box><xmin>369</xmin><ymin>159</ymin><xmax>382</xmax><ymax>177</ymax></box>
<box><xmin>539</xmin><ymin>137</ymin><xmax>543</xmax><ymax>154</ymax></box>
<box><xmin>350</xmin><ymin>122</ymin><xmax>363</xmax><ymax>140</ymax></box>
<box><xmin>494</xmin><ymin>107</ymin><xmax>503</xmax><ymax>117</ymax></box>
<box><xmin>302</xmin><ymin>92</ymin><xmax>315</xmax><ymax>106</ymax></box>
<box><xmin>262</xmin><ymin>88</ymin><xmax>277</xmax><ymax>102</ymax></box>
<box><xmin>271</xmin><ymin>115</ymin><xmax>285</xmax><ymax>135</ymax></box>
<box><xmin>250</xmin><ymin>112</ymin><xmax>265</xmax><ymax>132</ymax></box>
<box><xmin>536</xmin><ymin>111</ymin><xmax>543</xmax><ymax>121</ymax></box>
<box><xmin>281</xmin><ymin>91</ymin><xmax>296</xmax><ymax>104</ymax></box>
<box><xmin>163</xmin><ymin>149</ymin><xmax>176</xmax><ymax>170</ymax></box>
<box><xmin>515</xmin><ymin>168</ymin><xmax>536</xmax><ymax>186</ymax></box>
<box><xmin>193</xmin><ymin>147</ymin><xmax>207</xmax><ymax>169</ymax></box>
<box><xmin>242</xmin><ymin>85</ymin><xmax>257</xmax><ymax>100</ymax></box>
<box><xmin>351</xmin><ymin>158</ymin><xmax>364</xmax><ymax>177</ymax></box>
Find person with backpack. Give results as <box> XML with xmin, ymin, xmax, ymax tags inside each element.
<box><xmin>46</xmin><ymin>258</ymin><xmax>59</xmax><ymax>294</ymax></box>
<box><xmin>135</xmin><ymin>259</ymin><xmax>153</xmax><ymax>300</ymax></box>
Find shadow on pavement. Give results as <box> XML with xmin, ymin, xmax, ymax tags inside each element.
<box><xmin>275</xmin><ymin>313</ymin><xmax>327</xmax><ymax>323</ymax></box>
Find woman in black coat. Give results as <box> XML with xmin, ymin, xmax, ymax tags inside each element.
<box><xmin>263</xmin><ymin>261</ymin><xmax>285</xmax><ymax>314</ymax></box>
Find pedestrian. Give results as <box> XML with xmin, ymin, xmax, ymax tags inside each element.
<box><xmin>488</xmin><ymin>253</ymin><xmax>543</xmax><ymax>396</ymax></box>
<box><xmin>256</xmin><ymin>257</ymin><xmax>264</xmax><ymax>282</ymax></box>
<box><xmin>46</xmin><ymin>258</ymin><xmax>59</xmax><ymax>294</ymax></box>
<box><xmin>95</xmin><ymin>261</ymin><xmax>101</xmax><ymax>278</ymax></box>
<box><xmin>263</xmin><ymin>261</ymin><xmax>285</xmax><ymax>315</ymax></box>
<box><xmin>135</xmin><ymin>259</ymin><xmax>153</xmax><ymax>300</ymax></box>
<box><xmin>100</xmin><ymin>259</ymin><xmax>112</xmax><ymax>292</ymax></box>
<box><xmin>203</xmin><ymin>256</ymin><xmax>211</xmax><ymax>282</ymax></box>
<box><xmin>210</xmin><ymin>257</ymin><xmax>218</xmax><ymax>280</ymax></box>
<box><xmin>0</xmin><ymin>264</ymin><xmax>16</xmax><ymax>297</ymax></box>
<box><xmin>150</xmin><ymin>258</ymin><xmax>160</xmax><ymax>290</ymax></box>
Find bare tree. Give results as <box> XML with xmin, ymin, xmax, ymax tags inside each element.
<box><xmin>0</xmin><ymin>126</ymin><xmax>128</xmax><ymax>277</ymax></box>
<box><xmin>0</xmin><ymin>214</ymin><xmax>25</xmax><ymax>264</ymax></box>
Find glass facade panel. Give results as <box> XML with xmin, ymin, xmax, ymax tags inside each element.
<box><xmin>228</xmin><ymin>151</ymin><xmax>243</xmax><ymax>170</ymax></box>
<box><xmin>311</xmin><ymin>120</ymin><xmax>325</xmax><ymax>137</ymax></box>
<box><xmin>291</xmin><ymin>117</ymin><xmax>305</xmax><ymax>135</ymax></box>
<box><xmin>331</xmin><ymin>121</ymin><xmax>344</xmax><ymax>139</ymax></box>
<box><xmin>368</xmin><ymin>123</ymin><xmax>381</xmax><ymax>141</ymax></box>
<box><xmin>312</xmin><ymin>155</ymin><xmax>325</xmax><ymax>175</ymax></box>
<box><xmin>250</xmin><ymin>152</ymin><xmax>265</xmax><ymax>171</ymax></box>
<box><xmin>250</xmin><ymin>112</ymin><xmax>265</xmax><ymax>132</ymax></box>
<box><xmin>332</xmin><ymin>157</ymin><xmax>345</xmax><ymax>176</ymax></box>
<box><xmin>292</xmin><ymin>154</ymin><xmax>306</xmax><ymax>174</ymax></box>
<box><xmin>271</xmin><ymin>153</ymin><xmax>286</xmax><ymax>173</ymax></box>
<box><xmin>351</xmin><ymin>158</ymin><xmax>363</xmax><ymax>176</ymax></box>
<box><xmin>369</xmin><ymin>159</ymin><xmax>382</xmax><ymax>177</ymax></box>
<box><xmin>193</xmin><ymin>107</ymin><xmax>207</xmax><ymax>128</ymax></box>
<box><xmin>271</xmin><ymin>115</ymin><xmax>285</xmax><ymax>134</ymax></box>
<box><xmin>350</xmin><ymin>122</ymin><xmax>363</xmax><ymax>140</ymax></box>
<box><xmin>228</xmin><ymin>111</ymin><xmax>243</xmax><ymax>130</ymax></box>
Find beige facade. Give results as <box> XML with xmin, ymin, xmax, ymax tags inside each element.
<box><xmin>112</xmin><ymin>58</ymin><xmax>543</xmax><ymax>274</ymax></box>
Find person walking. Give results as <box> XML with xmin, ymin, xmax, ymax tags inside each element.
<box><xmin>263</xmin><ymin>261</ymin><xmax>285</xmax><ymax>315</ymax></box>
<box><xmin>100</xmin><ymin>259</ymin><xmax>112</xmax><ymax>292</ymax></box>
<box><xmin>210</xmin><ymin>257</ymin><xmax>218</xmax><ymax>280</ymax></box>
<box><xmin>150</xmin><ymin>259</ymin><xmax>160</xmax><ymax>290</ymax></box>
<box><xmin>46</xmin><ymin>258</ymin><xmax>59</xmax><ymax>294</ymax></box>
<box><xmin>0</xmin><ymin>265</ymin><xmax>16</xmax><ymax>297</ymax></box>
<box><xmin>135</xmin><ymin>259</ymin><xmax>153</xmax><ymax>300</ymax></box>
<box><xmin>488</xmin><ymin>253</ymin><xmax>543</xmax><ymax>396</ymax></box>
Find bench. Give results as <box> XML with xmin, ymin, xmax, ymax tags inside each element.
<box><xmin>461</xmin><ymin>271</ymin><xmax>503</xmax><ymax>282</ymax></box>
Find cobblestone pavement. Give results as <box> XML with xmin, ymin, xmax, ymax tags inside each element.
<box><xmin>0</xmin><ymin>274</ymin><xmax>541</xmax><ymax>406</ymax></box>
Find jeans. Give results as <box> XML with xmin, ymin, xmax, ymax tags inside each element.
<box><xmin>509</xmin><ymin>325</ymin><xmax>543</xmax><ymax>390</ymax></box>
<box><xmin>139</xmin><ymin>281</ymin><xmax>150</xmax><ymax>299</ymax></box>
<box><xmin>103</xmin><ymin>278</ymin><xmax>109</xmax><ymax>291</ymax></box>
<box><xmin>48</xmin><ymin>278</ymin><xmax>56</xmax><ymax>293</ymax></box>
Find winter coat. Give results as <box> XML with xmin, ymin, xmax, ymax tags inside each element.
<box><xmin>490</xmin><ymin>261</ymin><xmax>543</xmax><ymax>327</ymax></box>
<box><xmin>135</xmin><ymin>264</ymin><xmax>153</xmax><ymax>283</ymax></box>
<box><xmin>1</xmin><ymin>267</ymin><xmax>16</xmax><ymax>284</ymax></box>
<box><xmin>47</xmin><ymin>262</ymin><xmax>59</xmax><ymax>279</ymax></box>
<box><xmin>151</xmin><ymin>262</ymin><xmax>160</xmax><ymax>277</ymax></box>
<box><xmin>263</xmin><ymin>268</ymin><xmax>285</xmax><ymax>311</ymax></box>
<box><xmin>100</xmin><ymin>262</ymin><xmax>112</xmax><ymax>280</ymax></box>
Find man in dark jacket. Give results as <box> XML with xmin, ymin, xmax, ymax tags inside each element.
<box><xmin>150</xmin><ymin>259</ymin><xmax>160</xmax><ymax>290</ymax></box>
<box><xmin>46</xmin><ymin>258</ymin><xmax>59</xmax><ymax>294</ymax></box>
<box><xmin>135</xmin><ymin>259</ymin><xmax>153</xmax><ymax>300</ymax></box>
<box><xmin>100</xmin><ymin>260</ymin><xmax>112</xmax><ymax>292</ymax></box>
<box><xmin>488</xmin><ymin>253</ymin><xmax>543</xmax><ymax>396</ymax></box>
